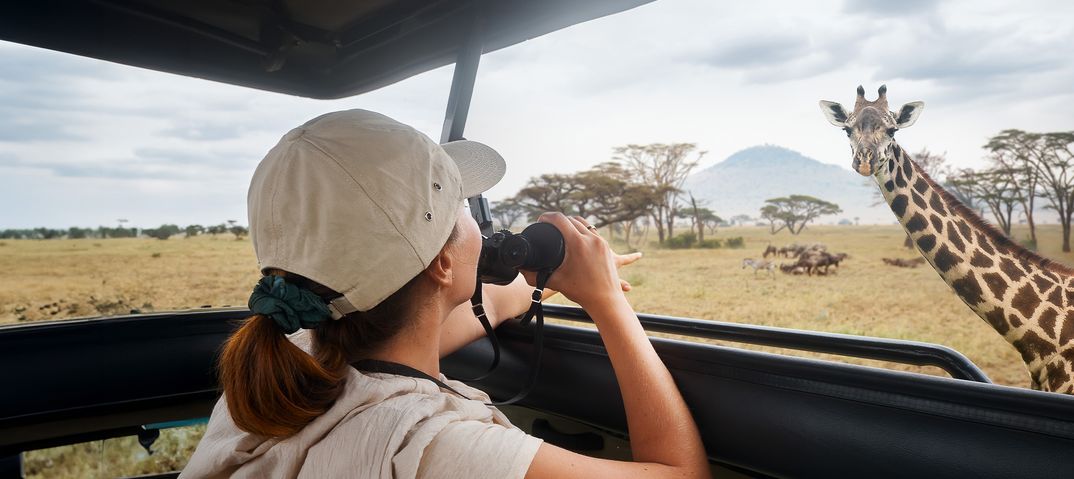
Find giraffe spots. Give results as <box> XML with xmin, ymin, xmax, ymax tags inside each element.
<box><xmin>1039</xmin><ymin>308</ymin><xmax>1059</xmax><ymax>339</ymax></box>
<box><xmin>884</xmin><ymin>180</ymin><xmax>895</xmax><ymax>192</ymax></box>
<box><xmin>929</xmin><ymin>215</ymin><xmax>944</xmax><ymax>233</ymax></box>
<box><xmin>999</xmin><ymin>257</ymin><xmax>1026</xmax><ymax>281</ymax></box>
<box><xmin>981</xmin><ymin>272</ymin><xmax>1008</xmax><ymax>299</ymax></box>
<box><xmin>912</xmin><ymin>191</ymin><xmax>927</xmax><ymax>209</ymax></box>
<box><xmin>1065</xmin><ymin>290</ymin><xmax>1074</xmax><ymax>309</ymax></box>
<box><xmin>913</xmin><ymin>178</ymin><xmax>928</xmax><ymax>194</ymax></box>
<box><xmin>895</xmin><ymin>170</ymin><xmax>908</xmax><ymax>188</ymax></box>
<box><xmin>1013</xmin><ymin>330</ymin><xmax>1056</xmax><ymax>364</ymax></box>
<box><xmin>956</xmin><ymin>221</ymin><xmax>972</xmax><ymax>242</ymax></box>
<box><xmin>916</xmin><ymin>234</ymin><xmax>936</xmax><ymax>253</ymax></box>
<box><xmin>1032</xmin><ymin>275</ymin><xmax>1055</xmax><ymax>293</ymax></box>
<box><xmin>1009</xmin><ymin>314</ymin><xmax>1024</xmax><ymax>328</ymax></box>
<box><xmin>928</xmin><ymin>192</ymin><xmax>947</xmax><ymax>215</ymax></box>
<box><xmin>952</xmin><ymin>272</ymin><xmax>984</xmax><ymax>306</ymax></box>
<box><xmin>901</xmin><ymin>158</ymin><xmax>913</xmax><ymax>178</ymax></box>
<box><xmin>1011</xmin><ymin>284</ymin><xmax>1042</xmax><ymax>318</ymax></box>
<box><xmin>983</xmin><ymin>308</ymin><xmax>1010</xmax><ymax>335</ymax></box>
<box><xmin>947</xmin><ymin>225</ymin><xmax>966</xmax><ymax>253</ymax></box>
<box><xmin>933</xmin><ymin>245</ymin><xmax>962</xmax><ymax>272</ymax></box>
<box><xmin>888</xmin><ymin>159</ymin><xmax>896</xmax><ymax>173</ymax></box>
<box><xmin>1040</xmin><ymin>269</ymin><xmax>1061</xmax><ymax>283</ymax></box>
<box><xmin>891</xmin><ymin>194</ymin><xmax>909</xmax><ymax>218</ymax></box>
<box><xmin>1060</xmin><ymin>313</ymin><xmax>1074</xmax><ymax>344</ymax></box>
<box><xmin>1046</xmin><ymin>363</ymin><xmax>1067</xmax><ymax>392</ymax></box>
<box><xmin>906</xmin><ymin>213</ymin><xmax>928</xmax><ymax>233</ymax></box>
<box><xmin>1046</xmin><ymin>287</ymin><xmax>1062</xmax><ymax>309</ymax></box>
<box><xmin>970</xmin><ymin>251</ymin><xmax>993</xmax><ymax>268</ymax></box>
<box><xmin>975</xmin><ymin>231</ymin><xmax>995</xmax><ymax>254</ymax></box>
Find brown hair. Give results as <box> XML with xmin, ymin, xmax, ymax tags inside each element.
<box><xmin>219</xmin><ymin>226</ymin><xmax>460</xmax><ymax>437</ymax></box>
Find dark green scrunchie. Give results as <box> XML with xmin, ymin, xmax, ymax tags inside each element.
<box><xmin>248</xmin><ymin>275</ymin><xmax>331</xmax><ymax>334</ymax></box>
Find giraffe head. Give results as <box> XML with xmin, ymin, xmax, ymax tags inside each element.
<box><xmin>819</xmin><ymin>85</ymin><xmax>924</xmax><ymax>176</ymax></box>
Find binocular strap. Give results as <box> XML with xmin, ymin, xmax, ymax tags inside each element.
<box><xmin>449</xmin><ymin>271</ymin><xmax>552</xmax><ymax>406</ymax></box>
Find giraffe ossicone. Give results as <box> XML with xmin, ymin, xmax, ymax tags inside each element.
<box><xmin>819</xmin><ymin>85</ymin><xmax>1074</xmax><ymax>394</ymax></box>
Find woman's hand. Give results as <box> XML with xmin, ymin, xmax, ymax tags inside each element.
<box><xmin>520</xmin><ymin>213</ymin><xmax>629</xmax><ymax>312</ymax></box>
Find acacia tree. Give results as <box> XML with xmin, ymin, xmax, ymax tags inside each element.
<box><xmin>987</xmin><ymin>130</ymin><xmax>1074</xmax><ymax>251</ymax></box>
<box><xmin>185</xmin><ymin>224</ymin><xmax>204</xmax><ymax>238</ymax></box>
<box><xmin>613</xmin><ymin>143</ymin><xmax>704</xmax><ymax>243</ymax></box>
<box><xmin>514</xmin><ymin>173</ymin><xmax>583</xmax><ymax>217</ymax></box>
<box><xmin>760</xmin><ymin>195</ymin><xmax>841</xmax><ymax>235</ymax></box>
<box><xmin>676</xmin><ymin>193</ymin><xmax>720</xmax><ymax>243</ymax></box>
<box><xmin>512</xmin><ymin>162</ymin><xmax>657</xmax><ymax>241</ymax></box>
<box><xmin>947</xmin><ymin>168</ymin><xmax>1020</xmax><ymax>236</ymax></box>
<box><xmin>574</xmin><ymin>162</ymin><xmax>658</xmax><ymax>233</ymax></box>
<box><xmin>490</xmin><ymin>199</ymin><xmax>528</xmax><ymax>230</ymax></box>
<box><xmin>985</xmin><ymin>130</ymin><xmax>1044</xmax><ymax>246</ymax></box>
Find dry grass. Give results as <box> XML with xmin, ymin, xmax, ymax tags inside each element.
<box><xmin>7</xmin><ymin>224</ymin><xmax>1072</xmax><ymax>476</ymax></box>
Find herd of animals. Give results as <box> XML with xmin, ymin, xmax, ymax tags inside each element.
<box><xmin>741</xmin><ymin>243</ymin><xmax>850</xmax><ymax>277</ymax></box>
<box><xmin>742</xmin><ymin>243</ymin><xmax>926</xmax><ymax>277</ymax></box>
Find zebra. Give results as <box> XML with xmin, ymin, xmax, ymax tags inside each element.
<box><xmin>742</xmin><ymin>258</ymin><xmax>776</xmax><ymax>277</ymax></box>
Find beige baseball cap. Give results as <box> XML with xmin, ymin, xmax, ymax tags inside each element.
<box><xmin>248</xmin><ymin>109</ymin><xmax>506</xmax><ymax>316</ymax></box>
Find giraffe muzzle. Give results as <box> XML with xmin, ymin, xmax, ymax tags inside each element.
<box><xmin>852</xmin><ymin>154</ymin><xmax>875</xmax><ymax>176</ymax></box>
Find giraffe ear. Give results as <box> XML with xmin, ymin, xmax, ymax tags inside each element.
<box><xmin>895</xmin><ymin>101</ymin><xmax>924</xmax><ymax>128</ymax></box>
<box><xmin>819</xmin><ymin>100</ymin><xmax>848</xmax><ymax>127</ymax></box>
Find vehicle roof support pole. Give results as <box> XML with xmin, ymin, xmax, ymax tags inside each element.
<box><xmin>440</xmin><ymin>13</ymin><xmax>483</xmax><ymax>144</ymax></box>
<box><xmin>441</xmin><ymin>12</ymin><xmax>494</xmax><ymax>235</ymax></box>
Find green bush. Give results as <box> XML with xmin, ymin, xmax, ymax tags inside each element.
<box><xmin>698</xmin><ymin>239</ymin><xmax>722</xmax><ymax>249</ymax></box>
<box><xmin>725</xmin><ymin>236</ymin><xmax>745</xmax><ymax>249</ymax></box>
<box><xmin>664</xmin><ymin>232</ymin><xmax>697</xmax><ymax>249</ymax></box>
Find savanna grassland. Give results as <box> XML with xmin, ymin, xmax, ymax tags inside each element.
<box><xmin>5</xmin><ymin>223</ymin><xmax>1069</xmax><ymax>477</ymax></box>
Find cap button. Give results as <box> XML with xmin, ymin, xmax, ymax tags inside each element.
<box><xmin>284</xmin><ymin>127</ymin><xmax>306</xmax><ymax>141</ymax></box>
<box><xmin>424</xmin><ymin>212</ymin><xmax>433</xmax><ymax>221</ymax></box>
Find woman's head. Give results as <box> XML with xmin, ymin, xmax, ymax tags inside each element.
<box><xmin>219</xmin><ymin>110</ymin><xmax>504</xmax><ymax>437</ymax></box>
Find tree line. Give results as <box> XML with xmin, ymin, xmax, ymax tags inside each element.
<box><xmin>491</xmin><ymin>142</ymin><xmax>847</xmax><ymax>245</ymax></box>
<box><xmin>0</xmin><ymin>221</ymin><xmax>248</xmax><ymax>240</ymax></box>
<box><xmin>492</xmin><ymin>143</ymin><xmax>724</xmax><ymax>249</ymax></box>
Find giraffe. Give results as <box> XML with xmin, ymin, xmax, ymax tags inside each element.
<box><xmin>819</xmin><ymin>85</ymin><xmax>1074</xmax><ymax>394</ymax></box>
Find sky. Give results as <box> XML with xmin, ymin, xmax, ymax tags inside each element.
<box><xmin>2</xmin><ymin>0</ymin><xmax>1074</xmax><ymax>228</ymax></box>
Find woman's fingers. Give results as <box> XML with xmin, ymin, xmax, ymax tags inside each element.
<box><xmin>566</xmin><ymin>215</ymin><xmax>591</xmax><ymax>235</ymax></box>
<box><xmin>615</xmin><ymin>251</ymin><xmax>643</xmax><ymax>268</ymax></box>
<box><xmin>620</xmin><ymin>279</ymin><xmax>632</xmax><ymax>292</ymax></box>
<box><xmin>538</xmin><ymin>212</ymin><xmax>585</xmax><ymax>239</ymax></box>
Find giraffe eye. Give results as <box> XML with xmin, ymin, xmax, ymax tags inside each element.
<box><xmin>886</xmin><ymin>128</ymin><xmax>897</xmax><ymax>137</ymax></box>
<box><xmin>843</xmin><ymin>127</ymin><xmax>852</xmax><ymax>137</ymax></box>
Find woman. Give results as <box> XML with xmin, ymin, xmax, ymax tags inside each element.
<box><xmin>181</xmin><ymin>110</ymin><xmax>708</xmax><ymax>478</ymax></box>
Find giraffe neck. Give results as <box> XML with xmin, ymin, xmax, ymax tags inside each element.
<box><xmin>876</xmin><ymin>144</ymin><xmax>1074</xmax><ymax>391</ymax></box>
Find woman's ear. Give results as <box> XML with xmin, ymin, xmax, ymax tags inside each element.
<box><xmin>424</xmin><ymin>249</ymin><xmax>454</xmax><ymax>288</ymax></box>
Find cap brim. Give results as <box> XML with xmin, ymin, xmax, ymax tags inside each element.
<box><xmin>441</xmin><ymin>140</ymin><xmax>506</xmax><ymax>198</ymax></box>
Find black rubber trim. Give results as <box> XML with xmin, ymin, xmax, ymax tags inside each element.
<box><xmin>542</xmin><ymin>304</ymin><xmax>991</xmax><ymax>383</ymax></box>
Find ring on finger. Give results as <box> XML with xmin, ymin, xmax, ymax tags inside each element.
<box><xmin>586</xmin><ymin>225</ymin><xmax>598</xmax><ymax>232</ymax></box>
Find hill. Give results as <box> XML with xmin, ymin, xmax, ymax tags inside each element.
<box><xmin>682</xmin><ymin>145</ymin><xmax>893</xmax><ymax>225</ymax></box>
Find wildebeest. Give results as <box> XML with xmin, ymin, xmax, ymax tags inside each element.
<box><xmin>882</xmin><ymin>257</ymin><xmax>926</xmax><ymax>268</ymax></box>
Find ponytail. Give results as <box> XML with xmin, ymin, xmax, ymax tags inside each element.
<box><xmin>218</xmin><ymin>313</ymin><xmax>346</xmax><ymax>437</ymax></box>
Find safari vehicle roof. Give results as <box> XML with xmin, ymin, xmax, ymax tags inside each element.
<box><xmin>1</xmin><ymin>0</ymin><xmax>652</xmax><ymax>99</ymax></box>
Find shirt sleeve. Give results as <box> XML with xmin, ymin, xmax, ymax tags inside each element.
<box><xmin>414</xmin><ymin>420</ymin><xmax>543</xmax><ymax>479</ymax></box>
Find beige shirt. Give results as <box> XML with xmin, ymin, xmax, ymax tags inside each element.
<box><xmin>180</xmin><ymin>333</ymin><xmax>542</xmax><ymax>478</ymax></box>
